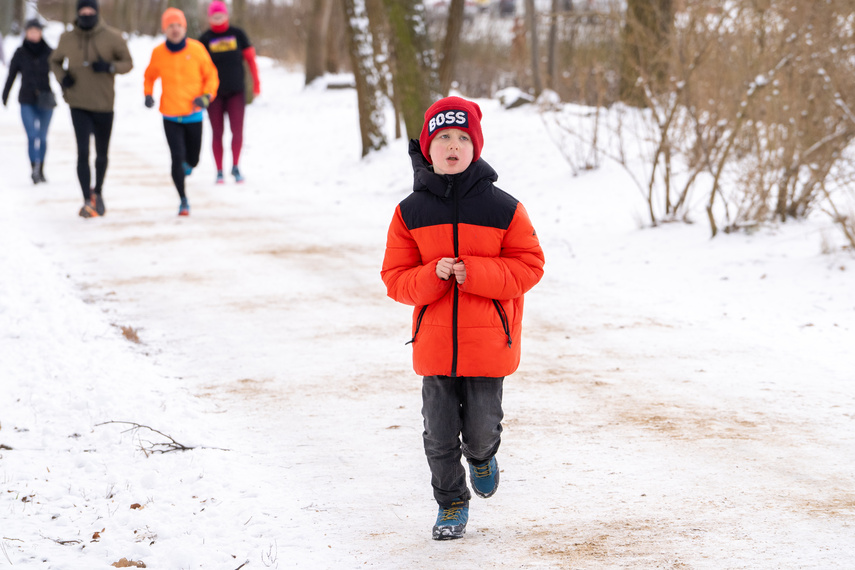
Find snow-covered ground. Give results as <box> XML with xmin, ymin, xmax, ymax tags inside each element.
<box><xmin>1</xmin><ymin>26</ymin><xmax>854</xmax><ymax>569</ymax></box>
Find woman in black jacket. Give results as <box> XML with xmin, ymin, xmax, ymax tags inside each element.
<box><xmin>2</xmin><ymin>19</ymin><xmax>56</xmax><ymax>184</ymax></box>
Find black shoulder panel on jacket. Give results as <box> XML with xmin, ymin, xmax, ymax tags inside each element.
<box><xmin>400</xmin><ymin>184</ymin><xmax>518</xmax><ymax>231</ymax></box>
<box><xmin>399</xmin><ymin>191</ymin><xmax>448</xmax><ymax>230</ymax></box>
<box><xmin>460</xmin><ymin>185</ymin><xmax>517</xmax><ymax>230</ymax></box>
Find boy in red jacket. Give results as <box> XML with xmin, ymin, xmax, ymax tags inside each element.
<box><xmin>381</xmin><ymin>96</ymin><xmax>545</xmax><ymax>540</ymax></box>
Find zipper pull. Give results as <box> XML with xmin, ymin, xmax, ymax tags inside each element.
<box><xmin>444</xmin><ymin>179</ymin><xmax>453</xmax><ymax>198</ymax></box>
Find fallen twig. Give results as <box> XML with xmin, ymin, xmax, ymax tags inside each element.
<box><xmin>96</xmin><ymin>421</ymin><xmax>195</xmax><ymax>454</ymax></box>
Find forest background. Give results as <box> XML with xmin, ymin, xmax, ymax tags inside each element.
<box><xmin>2</xmin><ymin>0</ymin><xmax>855</xmax><ymax>246</ymax></box>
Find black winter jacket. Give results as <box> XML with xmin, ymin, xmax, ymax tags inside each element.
<box><xmin>2</xmin><ymin>39</ymin><xmax>53</xmax><ymax>107</ymax></box>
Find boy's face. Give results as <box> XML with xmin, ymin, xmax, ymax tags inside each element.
<box><xmin>429</xmin><ymin>128</ymin><xmax>474</xmax><ymax>176</ymax></box>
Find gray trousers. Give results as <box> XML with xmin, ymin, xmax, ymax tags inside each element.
<box><xmin>421</xmin><ymin>375</ymin><xmax>504</xmax><ymax>507</ymax></box>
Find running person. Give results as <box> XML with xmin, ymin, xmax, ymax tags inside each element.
<box><xmin>198</xmin><ymin>0</ymin><xmax>261</xmax><ymax>184</ymax></box>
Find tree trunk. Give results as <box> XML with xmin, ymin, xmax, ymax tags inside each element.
<box><xmin>326</xmin><ymin>0</ymin><xmax>346</xmax><ymax>73</ymax></box>
<box><xmin>341</xmin><ymin>0</ymin><xmax>388</xmax><ymax>157</ymax></box>
<box><xmin>0</xmin><ymin>0</ymin><xmax>14</xmax><ymax>36</ymax></box>
<box><xmin>169</xmin><ymin>0</ymin><xmax>202</xmax><ymax>39</ymax></box>
<box><xmin>305</xmin><ymin>0</ymin><xmax>334</xmax><ymax>85</ymax></box>
<box><xmin>116</xmin><ymin>0</ymin><xmax>134</xmax><ymax>36</ymax></box>
<box><xmin>620</xmin><ymin>0</ymin><xmax>674</xmax><ymax>106</ymax></box>
<box><xmin>1</xmin><ymin>0</ymin><xmax>24</xmax><ymax>34</ymax></box>
<box><xmin>438</xmin><ymin>0</ymin><xmax>465</xmax><ymax>97</ymax></box>
<box><xmin>546</xmin><ymin>0</ymin><xmax>561</xmax><ymax>91</ymax></box>
<box><xmin>364</xmin><ymin>0</ymin><xmax>401</xmax><ymax>138</ymax></box>
<box><xmin>232</xmin><ymin>0</ymin><xmax>247</xmax><ymax>26</ymax></box>
<box><xmin>383</xmin><ymin>0</ymin><xmax>437</xmax><ymax>140</ymax></box>
<box><xmin>525</xmin><ymin>0</ymin><xmax>542</xmax><ymax>97</ymax></box>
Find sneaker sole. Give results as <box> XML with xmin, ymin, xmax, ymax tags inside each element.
<box><xmin>79</xmin><ymin>205</ymin><xmax>100</xmax><ymax>218</ymax></box>
<box><xmin>432</xmin><ymin>525</ymin><xmax>466</xmax><ymax>540</ymax></box>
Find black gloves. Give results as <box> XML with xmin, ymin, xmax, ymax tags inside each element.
<box><xmin>91</xmin><ymin>60</ymin><xmax>115</xmax><ymax>73</ymax></box>
<box><xmin>192</xmin><ymin>95</ymin><xmax>211</xmax><ymax>109</ymax></box>
<box><xmin>145</xmin><ymin>95</ymin><xmax>155</xmax><ymax>108</ymax></box>
<box><xmin>61</xmin><ymin>74</ymin><xmax>75</xmax><ymax>88</ymax></box>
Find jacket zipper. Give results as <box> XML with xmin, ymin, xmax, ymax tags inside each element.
<box><xmin>451</xmin><ymin>178</ymin><xmax>459</xmax><ymax>377</ymax></box>
<box><xmin>492</xmin><ymin>300</ymin><xmax>512</xmax><ymax>348</ymax></box>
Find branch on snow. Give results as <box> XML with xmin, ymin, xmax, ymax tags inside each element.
<box><xmin>95</xmin><ymin>421</ymin><xmax>229</xmax><ymax>455</ymax></box>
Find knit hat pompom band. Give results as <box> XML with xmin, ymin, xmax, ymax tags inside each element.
<box><xmin>419</xmin><ymin>96</ymin><xmax>484</xmax><ymax>164</ymax></box>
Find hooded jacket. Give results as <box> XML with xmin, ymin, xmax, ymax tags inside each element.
<box><xmin>49</xmin><ymin>19</ymin><xmax>133</xmax><ymax>112</ymax></box>
<box><xmin>382</xmin><ymin>140</ymin><xmax>545</xmax><ymax>378</ymax></box>
<box><xmin>2</xmin><ymin>39</ymin><xmax>53</xmax><ymax>107</ymax></box>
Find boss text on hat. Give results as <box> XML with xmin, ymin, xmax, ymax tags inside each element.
<box><xmin>428</xmin><ymin>110</ymin><xmax>469</xmax><ymax>135</ymax></box>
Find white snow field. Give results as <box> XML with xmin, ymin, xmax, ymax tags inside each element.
<box><xmin>1</xmin><ymin>28</ymin><xmax>853</xmax><ymax>569</ymax></box>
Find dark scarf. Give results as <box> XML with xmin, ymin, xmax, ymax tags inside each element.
<box><xmin>76</xmin><ymin>14</ymin><xmax>99</xmax><ymax>30</ymax></box>
<box><xmin>23</xmin><ymin>39</ymin><xmax>50</xmax><ymax>57</ymax></box>
<box><xmin>165</xmin><ymin>37</ymin><xmax>187</xmax><ymax>53</ymax></box>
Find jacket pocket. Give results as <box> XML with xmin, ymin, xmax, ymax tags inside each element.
<box><xmin>406</xmin><ymin>305</ymin><xmax>429</xmax><ymax>345</ymax></box>
<box><xmin>492</xmin><ymin>300</ymin><xmax>512</xmax><ymax>348</ymax></box>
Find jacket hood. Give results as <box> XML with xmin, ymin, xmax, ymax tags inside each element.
<box><xmin>408</xmin><ymin>138</ymin><xmax>498</xmax><ymax>199</ymax></box>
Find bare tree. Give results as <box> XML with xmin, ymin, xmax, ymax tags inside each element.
<box><xmin>364</xmin><ymin>0</ymin><xmax>401</xmax><ymax>138</ymax></box>
<box><xmin>1</xmin><ymin>0</ymin><xmax>25</xmax><ymax>35</ymax></box>
<box><xmin>306</xmin><ymin>0</ymin><xmax>334</xmax><ymax>85</ymax></box>
<box><xmin>232</xmin><ymin>0</ymin><xmax>247</xmax><ymax>25</ymax></box>
<box><xmin>342</xmin><ymin>0</ymin><xmax>388</xmax><ymax>156</ymax></box>
<box><xmin>620</xmin><ymin>0</ymin><xmax>673</xmax><ymax>106</ymax></box>
<box><xmin>326</xmin><ymin>0</ymin><xmax>347</xmax><ymax>73</ymax></box>
<box><xmin>168</xmin><ymin>0</ymin><xmax>201</xmax><ymax>38</ymax></box>
<box><xmin>383</xmin><ymin>0</ymin><xmax>437</xmax><ymax>139</ymax></box>
<box><xmin>525</xmin><ymin>0</ymin><xmax>542</xmax><ymax>96</ymax></box>
<box><xmin>546</xmin><ymin>0</ymin><xmax>561</xmax><ymax>92</ymax></box>
<box><xmin>437</xmin><ymin>0</ymin><xmax>465</xmax><ymax>97</ymax></box>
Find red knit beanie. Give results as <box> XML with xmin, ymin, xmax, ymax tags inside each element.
<box><xmin>419</xmin><ymin>96</ymin><xmax>484</xmax><ymax>164</ymax></box>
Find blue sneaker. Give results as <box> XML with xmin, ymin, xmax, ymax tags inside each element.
<box><xmin>432</xmin><ymin>498</ymin><xmax>468</xmax><ymax>540</ymax></box>
<box><xmin>469</xmin><ymin>457</ymin><xmax>499</xmax><ymax>498</ymax></box>
<box><xmin>215</xmin><ymin>170</ymin><xmax>224</xmax><ymax>184</ymax></box>
<box><xmin>182</xmin><ymin>161</ymin><xmax>193</xmax><ymax>176</ymax></box>
<box><xmin>178</xmin><ymin>197</ymin><xmax>190</xmax><ymax>216</ymax></box>
<box><xmin>231</xmin><ymin>165</ymin><xmax>244</xmax><ymax>183</ymax></box>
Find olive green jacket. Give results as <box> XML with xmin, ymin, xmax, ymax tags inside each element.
<box><xmin>49</xmin><ymin>20</ymin><xmax>133</xmax><ymax>112</ymax></box>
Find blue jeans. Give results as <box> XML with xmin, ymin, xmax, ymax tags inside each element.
<box><xmin>20</xmin><ymin>103</ymin><xmax>53</xmax><ymax>163</ymax></box>
<box><xmin>422</xmin><ymin>375</ymin><xmax>504</xmax><ymax>506</ymax></box>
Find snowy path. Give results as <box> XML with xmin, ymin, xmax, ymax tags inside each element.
<box><xmin>2</xmin><ymin>36</ymin><xmax>854</xmax><ymax>569</ymax></box>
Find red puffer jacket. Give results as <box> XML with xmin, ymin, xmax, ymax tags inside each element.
<box><xmin>382</xmin><ymin>140</ymin><xmax>545</xmax><ymax>378</ymax></box>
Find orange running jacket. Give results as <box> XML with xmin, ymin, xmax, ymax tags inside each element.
<box><xmin>143</xmin><ymin>39</ymin><xmax>218</xmax><ymax>117</ymax></box>
<box><xmin>382</xmin><ymin>140</ymin><xmax>545</xmax><ymax>378</ymax></box>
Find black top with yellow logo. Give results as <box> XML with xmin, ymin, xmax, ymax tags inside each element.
<box><xmin>198</xmin><ymin>26</ymin><xmax>251</xmax><ymax>97</ymax></box>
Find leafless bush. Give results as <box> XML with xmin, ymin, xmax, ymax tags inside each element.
<box><xmin>545</xmin><ymin>0</ymin><xmax>855</xmax><ymax>247</ymax></box>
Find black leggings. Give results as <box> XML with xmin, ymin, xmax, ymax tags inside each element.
<box><xmin>70</xmin><ymin>108</ymin><xmax>114</xmax><ymax>201</ymax></box>
<box><xmin>163</xmin><ymin>119</ymin><xmax>203</xmax><ymax>200</ymax></box>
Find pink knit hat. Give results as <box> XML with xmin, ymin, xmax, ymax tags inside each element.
<box><xmin>208</xmin><ymin>1</ymin><xmax>228</xmax><ymax>16</ymax></box>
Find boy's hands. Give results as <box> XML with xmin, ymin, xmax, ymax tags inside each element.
<box><xmin>436</xmin><ymin>258</ymin><xmax>466</xmax><ymax>284</ymax></box>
